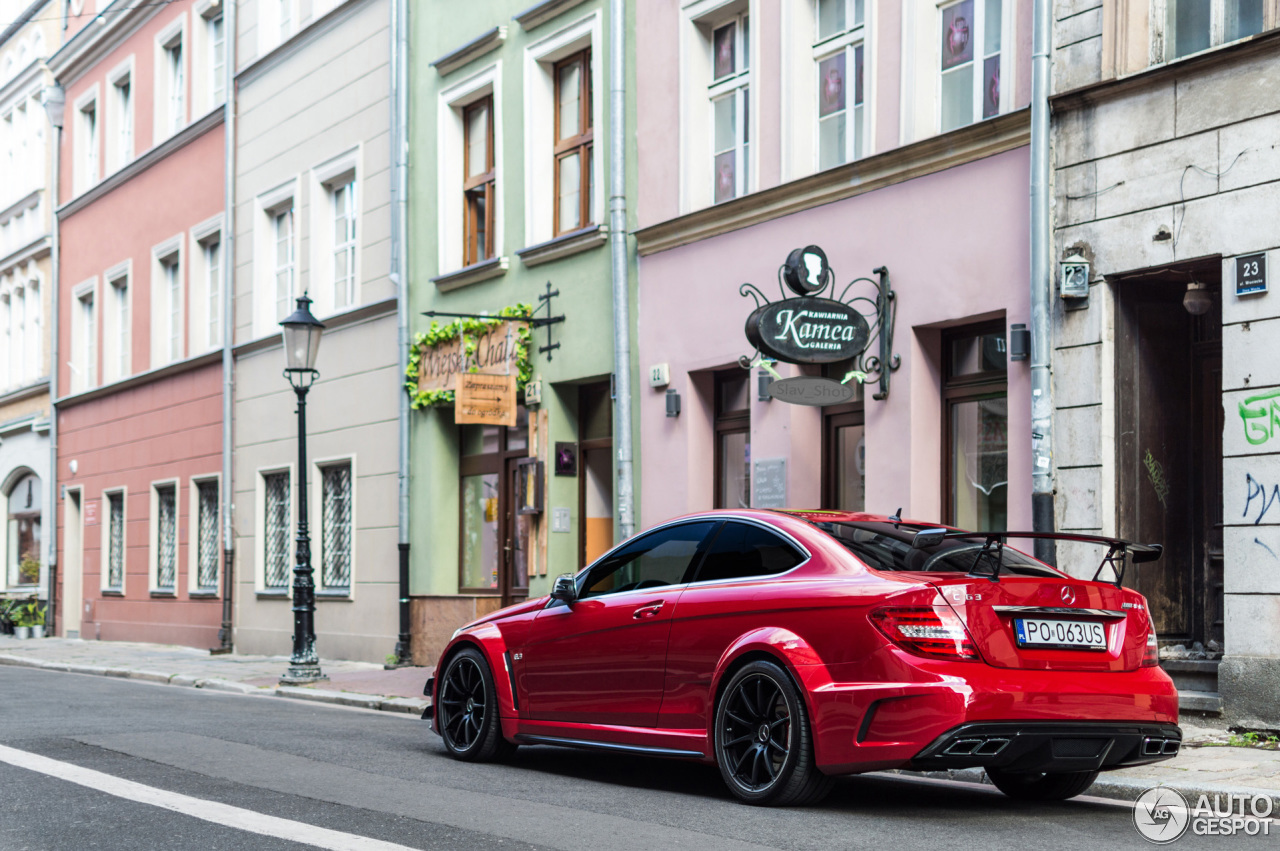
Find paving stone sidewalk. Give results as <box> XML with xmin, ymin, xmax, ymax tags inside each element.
<box><xmin>3</xmin><ymin>636</ymin><xmax>1279</xmax><ymax>808</ymax></box>
<box><xmin>0</xmin><ymin>636</ymin><xmax>431</xmax><ymax>715</ymax></box>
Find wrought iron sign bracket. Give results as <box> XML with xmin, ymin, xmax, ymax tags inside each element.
<box><xmin>420</xmin><ymin>280</ymin><xmax>565</xmax><ymax>361</ymax></box>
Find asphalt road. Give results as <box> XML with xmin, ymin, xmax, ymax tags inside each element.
<box><xmin>0</xmin><ymin>666</ymin><xmax>1265</xmax><ymax>850</ymax></box>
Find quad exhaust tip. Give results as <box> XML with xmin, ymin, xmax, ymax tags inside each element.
<box><xmin>1142</xmin><ymin>736</ymin><xmax>1180</xmax><ymax>757</ymax></box>
<box><xmin>942</xmin><ymin>737</ymin><xmax>1011</xmax><ymax>757</ymax></box>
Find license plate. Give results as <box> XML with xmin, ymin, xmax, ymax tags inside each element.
<box><xmin>1014</xmin><ymin>618</ymin><xmax>1107</xmax><ymax>650</ymax></box>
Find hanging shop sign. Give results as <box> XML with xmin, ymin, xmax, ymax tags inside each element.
<box><xmin>455</xmin><ymin>373</ymin><xmax>518</xmax><ymax>427</ymax></box>
<box><xmin>767</xmin><ymin>376</ymin><xmax>858</xmax><ymax>406</ymax></box>
<box><xmin>416</xmin><ymin>321</ymin><xmax>521</xmax><ymax>393</ymax></box>
<box><xmin>739</xmin><ymin>245</ymin><xmax>901</xmax><ymax>400</ymax></box>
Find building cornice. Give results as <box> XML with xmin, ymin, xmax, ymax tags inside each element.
<box><xmin>0</xmin><ymin>379</ymin><xmax>49</xmax><ymax>411</ymax></box>
<box><xmin>55</xmin><ymin>350</ymin><xmax>221</xmax><ymax>410</ymax></box>
<box><xmin>0</xmin><ymin>59</ymin><xmax>44</xmax><ymax>108</ymax></box>
<box><xmin>635</xmin><ymin>109</ymin><xmax>1031</xmax><ymax>257</ymax></box>
<box><xmin>0</xmin><ymin>234</ymin><xmax>51</xmax><ymax>275</ymax></box>
<box><xmin>233</xmin><ymin>296</ymin><xmax>397</xmax><ymax>358</ymax></box>
<box><xmin>236</xmin><ymin>0</ymin><xmax>373</xmax><ymax>87</ymax></box>
<box><xmin>1051</xmin><ymin>27</ymin><xmax>1280</xmax><ymax>110</ymax></box>
<box><xmin>46</xmin><ymin>0</ymin><xmax>164</xmax><ymax>85</ymax></box>
<box><xmin>431</xmin><ymin>27</ymin><xmax>507</xmax><ymax>76</ymax></box>
<box><xmin>514</xmin><ymin>0</ymin><xmax>590</xmax><ymax>31</ymax></box>
<box><xmin>0</xmin><ymin>189</ymin><xmax>41</xmax><ymax>223</ymax></box>
<box><xmin>0</xmin><ymin>0</ymin><xmax>50</xmax><ymax>46</ymax></box>
<box><xmin>57</xmin><ymin>109</ymin><xmax>223</xmax><ymax>219</ymax></box>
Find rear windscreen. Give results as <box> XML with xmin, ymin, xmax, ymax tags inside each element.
<box><xmin>814</xmin><ymin>521</ymin><xmax>1060</xmax><ymax>577</ymax></box>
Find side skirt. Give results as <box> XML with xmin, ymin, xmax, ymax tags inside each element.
<box><xmin>513</xmin><ymin>734</ymin><xmax>705</xmax><ymax>760</ymax></box>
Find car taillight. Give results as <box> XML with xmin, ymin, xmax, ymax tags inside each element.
<box><xmin>870</xmin><ymin>606</ymin><xmax>980</xmax><ymax>661</ymax></box>
<box><xmin>1141</xmin><ymin>630</ymin><xmax>1159</xmax><ymax>667</ymax></box>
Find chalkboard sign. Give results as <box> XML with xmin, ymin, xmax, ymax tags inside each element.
<box><xmin>753</xmin><ymin>458</ymin><xmax>787</xmax><ymax>509</ymax></box>
<box><xmin>1237</xmin><ymin>253</ymin><xmax>1267</xmax><ymax>296</ymax></box>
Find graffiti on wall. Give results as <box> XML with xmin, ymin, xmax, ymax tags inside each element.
<box><xmin>1240</xmin><ymin>390</ymin><xmax>1280</xmax><ymax>446</ymax></box>
<box><xmin>1144</xmin><ymin>449</ymin><xmax>1171</xmax><ymax>508</ymax></box>
<box><xmin>1243</xmin><ymin>473</ymin><xmax>1280</xmax><ymax>526</ymax></box>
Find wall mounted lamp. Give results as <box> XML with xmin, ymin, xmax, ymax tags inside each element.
<box><xmin>1183</xmin><ymin>281</ymin><xmax>1213</xmax><ymax>316</ymax></box>
<box><xmin>757</xmin><ymin>367</ymin><xmax>774</xmax><ymax>401</ymax></box>
<box><xmin>1009</xmin><ymin>324</ymin><xmax>1030</xmax><ymax>362</ymax></box>
<box><xmin>665</xmin><ymin>388</ymin><xmax>681</xmax><ymax>418</ymax></box>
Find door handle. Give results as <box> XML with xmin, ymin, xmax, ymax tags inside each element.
<box><xmin>633</xmin><ymin>602</ymin><xmax>664</xmax><ymax>619</ymax></box>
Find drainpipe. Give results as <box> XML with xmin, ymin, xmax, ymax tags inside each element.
<box><xmin>213</xmin><ymin>0</ymin><xmax>238</xmax><ymax>653</ymax></box>
<box><xmin>42</xmin><ymin>82</ymin><xmax>64</xmax><ymax>634</ymax></box>
<box><xmin>1029</xmin><ymin>0</ymin><xmax>1055</xmax><ymax>564</ymax></box>
<box><xmin>609</xmin><ymin>0</ymin><xmax>634</xmax><ymax>541</ymax></box>
<box><xmin>389</xmin><ymin>0</ymin><xmax>412</xmax><ymax>665</ymax></box>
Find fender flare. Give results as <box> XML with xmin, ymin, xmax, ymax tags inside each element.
<box><xmin>707</xmin><ymin>626</ymin><xmax>836</xmax><ymax>738</ymax></box>
<box><xmin>434</xmin><ymin>624</ymin><xmax>518</xmax><ymax>728</ymax></box>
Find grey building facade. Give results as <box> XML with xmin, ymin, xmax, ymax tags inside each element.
<box><xmin>231</xmin><ymin>0</ymin><xmax>400</xmax><ymax>662</ymax></box>
<box><xmin>1050</xmin><ymin>0</ymin><xmax>1280</xmax><ymax>725</ymax></box>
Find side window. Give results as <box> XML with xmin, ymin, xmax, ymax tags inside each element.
<box><xmin>694</xmin><ymin>521</ymin><xmax>805</xmax><ymax>583</ymax></box>
<box><xmin>581</xmin><ymin>521</ymin><xmax>716</xmax><ymax>598</ymax></box>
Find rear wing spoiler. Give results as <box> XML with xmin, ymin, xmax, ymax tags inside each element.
<box><xmin>908</xmin><ymin>529</ymin><xmax>1162</xmax><ymax>588</ymax></box>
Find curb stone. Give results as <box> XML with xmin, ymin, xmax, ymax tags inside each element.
<box><xmin>127</xmin><ymin>669</ymin><xmax>177</xmax><ymax>684</ymax></box>
<box><xmin>275</xmin><ymin>686</ymin><xmax>384</xmax><ymax>710</ymax></box>
<box><xmin>379</xmin><ymin>697</ymin><xmax>429</xmax><ymax>714</ymax></box>
<box><xmin>197</xmin><ymin>678</ymin><xmax>267</xmax><ymax>695</ymax></box>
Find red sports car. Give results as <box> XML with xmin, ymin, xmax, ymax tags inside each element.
<box><xmin>425</xmin><ymin>510</ymin><xmax>1181</xmax><ymax>806</ymax></box>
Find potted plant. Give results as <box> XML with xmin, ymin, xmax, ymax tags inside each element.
<box><xmin>13</xmin><ymin>600</ymin><xmax>43</xmax><ymax>639</ymax></box>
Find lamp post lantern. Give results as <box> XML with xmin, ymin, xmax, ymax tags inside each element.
<box><xmin>279</xmin><ymin>295</ymin><xmax>327</xmax><ymax>684</ymax></box>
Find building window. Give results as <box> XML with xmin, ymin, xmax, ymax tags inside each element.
<box><xmin>815</xmin><ymin>0</ymin><xmax>866</xmax><ymax>169</ymax></box>
<box><xmin>0</xmin><ymin>292</ymin><xmax>9</xmax><ymax>388</ymax></box>
<box><xmin>77</xmin><ymin>99</ymin><xmax>98</xmax><ymax>190</ymax></box>
<box><xmin>279</xmin><ymin>0</ymin><xmax>294</xmax><ymax>41</ymax></box>
<box><xmin>106</xmin><ymin>491</ymin><xmax>124</xmax><ymax>591</ymax></box>
<box><xmin>710</xmin><ymin>13</ymin><xmax>750</xmax><ymax>203</ymax></box>
<box><xmin>73</xmin><ymin>289</ymin><xmax>95</xmax><ymax>392</ymax></box>
<box><xmin>195</xmin><ymin>479</ymin><xmax>219</xmax><ymax>591</ymax></box>
<box><xmin>159</xmin><ymin>252</ymin><xmax>182</xmax><ymax>364</ymax></box>
<box><xmin>199</xmin><ymin>236</ymin><xmax>221</xmax><ymax>350</ymax></box>
<box><xmin>154</xmin><ymin>483</ymin><xmax>177</xmax><ymax>591</ymax></box>
<box><xmin>208</xmin><ymin>12</ymin><xmax>225</xmax><ymax>105</ymax></box>
<box><xmin>7</xmin><ymin>285</ymin><xmax>22</xmax><ymax>386</ymax></box>
<box><xmin>273</xmin><ymin>206</ymin><xmax>295</xmax><ymax>320</ymax></box>
<box><xmin>464</xmin><ymin>96</ymin><xmax>495</xmax><ymax>266</ymax></box>
<box><xmin>6</xmin><ymin>473</ymin><xmax>41</xmax><ymax>587</ymax></box>
<box><xmin>331</xmin><ymin>179</ymin><xmax>356</xmax><ymax>309</ymax></box>
<box><xmin>163</xmin><ymin>33</ymin><xmax>185</xmax><ymax>135</ymax></box>
<box><xmin>939</xmin><ymin>0</ymin><xmax>1002</xmax><ymax>132</ymax></box>
<box><xmin>1166</xmin><ymin>0</ymin><xmax>1265</xmax><ymax>59</ymax></box>
<box><xmin>320</xmin><ymin>462</ymin><xmax>352</xmax><ymax>591</ymax></box>
<box><xmin>944</xmin><ymin>322</ymin><xmax>1008</xmax><ymax>531</ymax></box>
<box><xmin>554</xmin><ymin>49</ymin><xmax>593</xmax><ymax>235</ymax></box>
<box><xmin>714</xmin><ymin>370</ymin><xmax>751</xmax><ymax>509</ymax></box>
<box><xmin>263</xmin><ymin>471</ymin><xmax>291</xmax><ymax>590</ymax></box>
<box><xmin>111</xmin><ymin>74</ymin><xmax>132</xmax><ymax>169</ymax></box>
<box><xmin>106</xmin><ymin>272</ymin><xmax>130</xmax><ymax>382</ymax></box>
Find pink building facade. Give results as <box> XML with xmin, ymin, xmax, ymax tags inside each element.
<box><xmin>50</xmin><ymin>0</ymin><xmax>227</xmax><ymax>646</ymax></box>
<box><xmin>634</xmin><ymin>0</ymin><xmax>1035</xmax><ymax>535</ymax></box>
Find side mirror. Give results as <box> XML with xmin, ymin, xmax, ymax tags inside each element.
<box><xmin>549</xmin><ymin>573</ymin><xmax>577</xmax><ymax>604</ymax></box>
<box><xmin>911</xmin><ymin>528</ymin><xmax>949</xmax><ymax>549</ymax></box>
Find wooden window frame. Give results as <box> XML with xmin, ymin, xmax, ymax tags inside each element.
<box><xmin>713</xmin><ymin>370</ymin><xmax>751</xmax><ymax>509</ymax></box>
<box><xmin>553</xmin><ymin>49</ymin><xmax>593</xmax><ymax>237</ymax></box>
<box><xmin>821</xmin><ymin>403</ymin><xmax>865</xmax><ymax>509</ymax></box>
<box><xmin>463</xmin><ymin>96</ymin><xmax>496</xmax><ymax>266</ymax></box>
<box><xmin>458</xmin><ymin>419</ymin><xmax>529</xmax><ymax>596</ymax></box>
<box><xmin>941</xmin><ymin>320</ymin><xmax>1008</xmax><ymax>526</ymax></box>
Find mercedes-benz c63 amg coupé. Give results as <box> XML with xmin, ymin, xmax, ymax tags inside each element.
<box><xmin>424</xmin><ymin>510</ymin><xmax>1180</xmax><ymax>806</ymax></box>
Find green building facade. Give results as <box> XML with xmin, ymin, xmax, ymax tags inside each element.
<box><xmin>407</xmin><ymin>0</ymin><xmax>638</xmax><ymax>663</ymax></box>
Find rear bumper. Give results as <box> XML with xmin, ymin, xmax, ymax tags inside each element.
<box><xmin>908</xmin><ymin>721</ymin><xmax>1183</xmax><ymax>773</ymax></box>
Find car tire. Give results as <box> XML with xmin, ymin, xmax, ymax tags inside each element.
<box><xmin>714</xmin><ymin>659</ymin><xmax>833</xmax><ymax>806</ymax></box>
<box><xmin>436</xmin><ymin>646</ymin><xmax>518</xmax><ymax>763</ymax></box>
<box><xmin>986</xmin><ymin>768</ymin><xmax>1099</xmax><ymax>801</ymax></box>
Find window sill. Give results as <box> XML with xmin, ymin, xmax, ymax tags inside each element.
<box><xmin>188</xmin><ymin>590</ymin><xmax>220</xmax><ymax>598</ymax></box>
<box><xmin>431</xmin><ymin>256</ymin><xmax>509</xmax><ymax>292</ymax></box>
<box><xmin>516</xmin><ymin>225</ymin><xmax>608</xmax><ymax>267</ymax></box>
<box><xmin>256</xmin><ymin>590</ymin><xmax>290</xmax><ymax>599</ymax></box>
<box><xmin>102</xmin><ymin>589</ymin><xmax>125</xmax><ymax>597</ymax></box>
<box><xmin>149</xmin><ymin>590</ymin><xmax>177</xmax><ymax>598</ymax></box>
<box><xmin>316</xmin><ymin>590</ymin><xmax>352</xmax><ymax>601</ymax></box>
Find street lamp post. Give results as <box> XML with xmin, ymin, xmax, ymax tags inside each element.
<box><xmin>279</xmin><ymin>295</ymin><xmax>327</xmax><ymax>685</ymax></box>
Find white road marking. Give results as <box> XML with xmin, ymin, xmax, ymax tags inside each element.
<box><xmin>0</xmin><ymin>742</ymin><xmax>421</xmax><ymax>851</ymax></box>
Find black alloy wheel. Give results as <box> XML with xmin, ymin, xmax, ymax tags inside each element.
<box><xmin>436</xmin><ymin>647</ymin><xmax>517</xmax><ymax>762</ymax></box>
<box><xmin>714</xmin><ymin>660</ymin><xmax>833</xmax><ymax>806</ymax></box>
<box><xmin>986</xmin><ymin>768</ymin><xmax>1100</xmax><ymax>801</ymax></box>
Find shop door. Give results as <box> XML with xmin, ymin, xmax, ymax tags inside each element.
<box><xmin>579</xmin><ymin>381</ymin><xmax>614</xmax><ymax>567</ymax></box>
<box><xmin>501</xmin><ymin>457</ymin><xmax>531</xmax><ymax>607</ymax></box>
<box><xmin>1116</xmin><ymin>270</ymin><xmax>1223</xmax><ymax>647</ymax></box>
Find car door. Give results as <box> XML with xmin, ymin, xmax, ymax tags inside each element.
<box><xmin>521</xmin><ymin>520</ymin><xmax>718</xmax><ymax>727</ymax></box>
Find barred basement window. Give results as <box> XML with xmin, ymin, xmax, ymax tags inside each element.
<box><xmin>107</xmin><ymin>492</ymin><xmax>124</xmax><ymax>590</ymax></box>
<box><xmin>156</xmin><ymin>484</ymin><xmax>177</xmax><ymax>590</ymax></box>
<box><xmin>321</xmin><ymin>463</ymin><xmax>352</xmax><ymax>590</ymax></box>
<box><xmin>196</xmin><ymin>480</ymin><xmax>219</xmax><ymax>590</ymax></box>
<box><xmin>264</xmin><ymin>471</ymin><xmax>291</xmax><ymax>589</ymax></box>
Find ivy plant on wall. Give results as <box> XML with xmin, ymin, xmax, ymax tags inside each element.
<box><xmin>405</xmin><ymin>304</ymin><xmax>534</xmax><ymax>410</ymax></box>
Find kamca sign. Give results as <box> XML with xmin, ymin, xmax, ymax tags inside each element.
<box><xmin>745</xmin><ymin>298</ymin><xmax>870</xmax><ymax>364</ymax></box>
